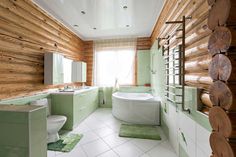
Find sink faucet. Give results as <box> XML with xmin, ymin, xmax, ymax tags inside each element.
<box><xmin>64</xmin><ymin>85</ymin><xmax>69</xmax><ymax>90</ymax></box>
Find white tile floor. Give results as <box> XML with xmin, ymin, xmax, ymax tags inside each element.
<box><xmin>48</xmin><ymin>108</ymin><xmax>177</xmax><ymax>157</ymax></box>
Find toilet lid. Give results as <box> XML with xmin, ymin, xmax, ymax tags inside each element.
<box><xmin>47</xmin><ymin>115</ymin><xmax>67</xmax><ymax>123</ymax></box>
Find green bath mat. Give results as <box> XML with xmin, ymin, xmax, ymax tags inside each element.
<box><xmin>47</xmin><ymin>133</ymin><xmax>83</xmax><ymax>152</ymax></box>
<box><xmin>119</xmin><ymin>124</ymin><xmax>161</xmax><ymax>140</ymax></box>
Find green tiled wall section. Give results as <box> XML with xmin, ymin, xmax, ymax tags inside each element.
<box><xmin>137</xmin><ymin>50</ymin><xmax>151</xmax><ymax>86</ymax></box>
<box><xmin>150</xmin><ymin>40</ymin><xmax>211</xmax><ymax>134</ymax></box>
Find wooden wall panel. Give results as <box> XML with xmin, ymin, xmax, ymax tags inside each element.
<box><xmin>0</xmin><ymin>0</ymin><xmax>85</xmax><ymax>100</ymax></box>
<box><xmin>84</xmin><ymin>41</ymin><xmax>94</xmax><ymax>86</ymax></box>
<box><xmin>137</xmin><ymin>37</ymin><xmax>151</xmax><ymax>50</ymax></box>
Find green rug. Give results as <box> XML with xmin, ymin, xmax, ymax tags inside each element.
<box><xmin>119</xmin><ymin>124</ymin><xmax>161</xmax><ymax>140</ymax></box>
<box><xmin>47</xmin><ymin>133</ymin><xmax>83</xmax><ymax>152</ymax></box>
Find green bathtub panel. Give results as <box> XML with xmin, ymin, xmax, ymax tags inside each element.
<box><xmin>0</xmin><ymin>146</ymin><xmax>28</xmax><ymax>157</ymax></box>
<box><xmin>0</xmin><ymin>123</ymin><xmax>29</xmax><ymax>147</ymax></box>
<box><xmin>0</xmin><ymin>93</ymin><xmax>50</xmax><ymax>105</ymax></box>
<box><xmin>29</xmin><ymin>108</ymin><xmax>47</xmax><ymax>157</ymax></box>
<box><xmin>137</xmin><ymin>50</ymin><xmax>151</xmax><ymax>86</ymax></box>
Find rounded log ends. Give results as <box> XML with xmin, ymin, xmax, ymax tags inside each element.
<box><xmin>208</xmin><ymin>0</ymin><xmax>216</xmax><ymax>6</ymax></box>
<box><xmin>208</xmin><ymin>26</ymin><xmax>232</xmax><ymax>55</ymax></box>
<box><xmin>201</xmin><ymin>93</ymin><xmax>213</xmax><ymax>108</ymax></box>
<box><xmin>210</xmin><ymin>132</ymin><xmax>234</xmax><ymax>157</ymax></box>
<box><xmin>209</xmin><ymin>106</ymin><xmax>232</xmax><ymax>137</ymax></box>
<box><xmin>209</xmin><ymin>80</ymin><xmax>233</xmax><ymax>110</ymax></box>
<box><xmin>209</xmin><ymin>54</ymin><xmax>232</xmax><ymax>81</ymax></box>
<box><xmin>207</xmin><ymin>0</ymin><xmax>231</xmax><ymax>30</ymax></box>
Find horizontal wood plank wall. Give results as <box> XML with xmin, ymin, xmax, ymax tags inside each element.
<box><xmin>137</xmin><ymin>37</ymin><xmax>151</xmax><ymax>50</ymax></box>
<box><xmin>0</xmin><ymin>0</ymin><xmax>85</xmax><ymax>100</ymax></box>
<box><xmin>150</xmin><ymin>0</ymin><xmax>211</xmax><ymax>113</ymax></box>
<box><xmin>84</xmin><ymin>41</ymin><xmax>94</xmax><ymax>86</ymax></box>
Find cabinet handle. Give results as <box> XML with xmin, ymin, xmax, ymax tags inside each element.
<box><xmin>181</xmin><ymin>131</ymin><xmax>187</xmax><ymax>146</ymax></box>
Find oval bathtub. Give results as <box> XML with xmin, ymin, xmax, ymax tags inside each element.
<box><xmin>112</xmin><ymin>92</ymin><xmax>160</xmax><ymax>125</ymax></box>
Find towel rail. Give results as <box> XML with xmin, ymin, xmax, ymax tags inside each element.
<box><xmin>163</xmin><ymin>16</ymin><xmax>191</xmax><ymax>114</ymax></box>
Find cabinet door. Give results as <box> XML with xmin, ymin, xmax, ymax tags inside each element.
<box><xmin>168</xmin><ymin>103</ymin><xmax>179</xmax><ymax>154</ymax></box>
<box><xmin>53</xmin><ymin>53</ymin><xmax>64</xmax><ymax>84</ymax></box>
<box><xmin>179</xmin><ymin>112</ymin><xmax>196</xmax><ymax>157</ymax></box>
<box><xmin>72</xmin><ymin>62</ymin><xmax>87</xmax><ymax>83</ymax></box>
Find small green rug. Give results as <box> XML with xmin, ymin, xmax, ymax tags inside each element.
<box><xmin>47</xmin><ymin>133</ymin><xmax>83</xmax><ymax>152</ymax></box>
<box><xmin>119</xmin><ymin>124</ymin><xmax>161</xmax><ymax>140</ymax></box>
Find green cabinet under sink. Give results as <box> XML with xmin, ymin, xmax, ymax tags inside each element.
<box><xmin>51</xmin><ymin>87</ymin><xmax>99</xmax><ymax>130</ymax></box>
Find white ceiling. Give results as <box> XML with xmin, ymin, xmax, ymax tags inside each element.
<box><xmin>33</xmin><ymin>0</ymin><xmax>164</xmax><ymax>40</ymax></box>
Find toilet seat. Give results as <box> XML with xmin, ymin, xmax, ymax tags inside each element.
<box><xmin>47</xmin><ymin>115</ymin><xmax>67</xmax><ymax>123</ymax></box>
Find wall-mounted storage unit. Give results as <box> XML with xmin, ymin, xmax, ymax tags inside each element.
<box><xmin>72</xmin><ymin>62</ymin><xmax>87</xmax><ymax>83</ymax></box>
<box><xmin>44</xmin><ymin>53</ymin><xmax>64</xmax><ymax>85</ymax></box>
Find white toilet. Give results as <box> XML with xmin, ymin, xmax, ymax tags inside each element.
<box><xmin>30</xmin><ymin>98</ymin><xmax>67</xmax><ymax>143</ymax></box>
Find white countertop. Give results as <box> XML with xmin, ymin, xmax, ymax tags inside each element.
<box><xmin>51</xmin><ymin>86</ymin><xmax>99</xmax><ymax>95</ymax></box>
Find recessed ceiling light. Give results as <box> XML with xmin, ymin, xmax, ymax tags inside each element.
<box><xmin>93</xmin><ymin>27</ymin><xmax>97</xmax><ymax>30</ymax></box>
<box><xmin>126</xmin><ymin>25</ymin><xmax>130</xmax><ymax>27</ymax></box>
<box><xmin>73</xmin><ymin>24</ymin><xmax>79</xmax><ymax>27</ymax></box>
<box><xmin>123</xmin><ymin>6</ymin><xmax>128</xmax><ymax>9</ymax></box>
<box><xmin>81</xmin><ymin>11</ymin><xmax>86</xmax><ymax>14</ymax></box>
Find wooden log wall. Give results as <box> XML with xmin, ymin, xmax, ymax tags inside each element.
<box><xmin>0</xmin><ymin>0</ymin><xmax>85</xmax><ymax>100</ymax></box>
<box><xmin>151</xmin><ymin>0</ymin><xmax>214</xmax><ymax>113</ymax></box>
<box><xmin>207</xmin><ymin>0</ymin><xmax>236</xmax><ymax>156</ymax></box>
<box><xmin>152</xmin><ymin>0</ymin><xmax>236</xmax><ymax>155</ymax></box>
<box><xmin>84</xmin><ymin>41</ymin><xmax>94</xmax><ymax>86</ymax></box>
<box><xmin>137</xmin><ymin>37</ymin><xmax>152</xmax><ymax>50</ymax></box>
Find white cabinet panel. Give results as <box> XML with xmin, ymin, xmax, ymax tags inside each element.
<box><xmin>72</xmin><ymin>61</ymin><xmax>87</xmax><ymax>83</ymax></box>
<box><xmin>179</xmin><ymin>112</ymin><xmax>196</xmax><ymax>141</ymax></box>
<box><xmin>179</xmin><ymin>129</ymin><xmax>196</xmax><ymax>157</ymax></box>
<box><xmin>168</xmin><ymin>104</ymin><xmax>179</xmax><ymax>154</ymax></box>
<box><xmin>196</xmin><ymin>147</ymin><xmax>209</xmax><ymax>157</ymax></box>
<box><xmin>44</xmin><ymin>53</ymin><xmax>64</xmax><ymax>85</ymax></box>
<box><xmin>196</xmin><ymin>124</ymin><xmax>211</xmax><ymax>156</ymax></box>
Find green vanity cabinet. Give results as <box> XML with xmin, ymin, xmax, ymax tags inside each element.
<box><xmin>51</xmin><ymin>87</ymin><xmax>99</xmax><ymax>130</ymax></box>
<box><xmin>0</xmin><ymin>105</ymin><xmax>47</xmax><ymax>157</ymax></box>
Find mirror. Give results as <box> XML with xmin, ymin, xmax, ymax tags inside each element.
<box><xmin>63</xmin><ymin>57</ymin><xmax>72</xmax><ymax>83</ymax></box>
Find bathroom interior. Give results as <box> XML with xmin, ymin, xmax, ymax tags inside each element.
<box><xmin>0</xmin><ymin>0</ymin><xmax>235</xmax><ymax>157</ymax></box>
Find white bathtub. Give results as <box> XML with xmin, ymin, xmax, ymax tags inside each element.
<box><xmin>112</xmin><ymin>92</ymin><xmax>160</xmax><ymax>125</ymax></box>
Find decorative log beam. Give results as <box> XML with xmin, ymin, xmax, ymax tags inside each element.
<box><xmin>209</xmin><ymin>106</ymin><xmax>232</xmax><ymax>138</ymax></box>
<box><xmin>207</xmin><ymin>0</ymin><xmax>231</xmax><ymax>30</ymax></box>
<box><xmin>209</xmin><ymin>54</ymin><xmax>232</xmax><ymax>81</ymax></box>
<box><xmin>208</xmin><ymin>26</ymin><xmax>232</xmax><ymax>55</ymax></box>
<box><xmin>201</xmin><ymin>92</ymin><xmax>213</xmax><ymax>108</ymax></box>
<box><xmin>210</xmin><ymin>132</ymin><xmax>235</xmax><ymax>157</ymax></box>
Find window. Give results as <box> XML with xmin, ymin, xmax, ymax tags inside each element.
<box><xmin>93</xmin><ymin>39</ymin><xmax>136</xmax><ymax>86</ymax></box>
